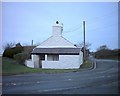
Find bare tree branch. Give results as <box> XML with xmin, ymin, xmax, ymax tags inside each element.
<box><xmin>76</xmin><ymin>41</ymin><xmax>91</xmax><ymax>49</ymax></box>
<box><xmin>3</xmin><ymin>42</ymin><xmax>16</xmax><ymax>50</ymax></box>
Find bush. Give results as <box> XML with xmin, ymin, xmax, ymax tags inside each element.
<box><xmin>3</xmin><ymin>46</ymin><xmax>23</xmax><ymax>58</ymax></box>
<box><xmin>3</xmin><ymin>48</ymin><xmax>14</xmax><ymax>58</ymax></box>
<box><xmin>13</xmin><ymin>52</ymin><xmax>28</xmax><ymax>65</ymax></box>
<box><xmin>95</xmin><ymin>49</ymin><xmax>119</xmax><ymax>59</ymax></box>
<box><xmin>23</xmin><ymin>46</ymin><xmax>36</xmax><ymax>59</ymax></box>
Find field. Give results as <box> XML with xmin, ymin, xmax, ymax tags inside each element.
<box><xmin>2</xmin><ymin>57</ymin><xmax>92</xmax><ymax>76</ymax></box>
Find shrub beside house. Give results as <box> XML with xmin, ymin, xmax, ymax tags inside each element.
<box><xmin>3</xmin><ymin>43</ymin><xmax>23</xmax><ymax>58</ymax></box>
<box><xmin>3</xmin><ymin>43</ymin><xmax>36</xmax><ymax>65</ymax></box>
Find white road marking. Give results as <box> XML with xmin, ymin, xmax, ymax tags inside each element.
<box><xmin>97</xmin><ymin>68</ymin><xmax>117</xmax><ymax>74</ymax></box>
<box><xmin>4</xmin><ymin>78</ymin><xmax>74</xmax><ymax>86</ymax></box>
<box><xmin>68</xmin><ymin>79</ymin><xmax>72</xmax><ymax>81</ymax></box>
<box><xmin>88</xmin><ymin>75</ymin><xmax>105</xmax><ymax>80</ymax></box>
<box><xmin>11</xmin><ymin>83</ymin><xmax>16</xmax><ymax>86</ymax></box>
<box><xmin>37</xmin><ymin>86</ymin><xmax>79</xmax><ymax>93</ymax></box>
<box><xmin>92</xmin><ymin>61</ymin><xmax>96</xmax><ymax>70</ymax></box>
<box><xmin>37</xmin><ymin>81</ymin><xmax>40</xmax><ymax>83</ymax></box>
<box><xmin>100</xmin><ymin>81</ymin><xmax>118</xmax><ymax>87</ymax></box>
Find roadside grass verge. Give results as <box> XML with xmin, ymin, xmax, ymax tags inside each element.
<box><xmin>80</xmin><ymin>60</ymin><xmax>93</xmax><ymax>69</ymax></box>
<box><xmin>2</xmin><ymin>57</ymin><xmax>92</xmax><ymax>76</ymax></box>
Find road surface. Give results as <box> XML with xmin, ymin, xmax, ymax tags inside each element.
<box><xmin>2</xmin><ymin>59</ymin><xmax>119</xmax><ymax>94</ymax></box>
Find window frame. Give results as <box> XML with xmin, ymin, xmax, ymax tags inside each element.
<box><xmin>47</xmin><ymin>54</ymin><xmax>59</xmax><ymax>61</ymax></box>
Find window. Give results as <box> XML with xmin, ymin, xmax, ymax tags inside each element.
<box><xmin>40</xmin><ymin>54</ymin><xmax>45</xmax><ymax>60</ymax></box>
<box><xmin>47</xmin><ymin>54</ymin><xmax>59</xmax><ymax>61</ymax></box>
<box><xmin>53</xmin><ymin>55</ymin><xmax>59</xmax><ymax>61</ymax></box>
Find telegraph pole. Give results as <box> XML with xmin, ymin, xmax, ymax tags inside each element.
<box><xmin>83</xmin><ymin>21</ymin><xmax>86</xmax><ymax>63</ymax></box>
<box><xmin>31</xmin><ymin>40</ymin><xmax>33</xmax><ymax>46</ymax></box>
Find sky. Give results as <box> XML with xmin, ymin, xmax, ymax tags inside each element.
<box><xmin>1</xmin><ymin>2</ymin><xmax>118</xmax><ymax>54</ymax></box>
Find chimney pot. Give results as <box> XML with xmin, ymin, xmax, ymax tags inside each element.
<box><xmin>56</xmin><ymin>21</ymin><xmax>59</xmax><ymax>24</ymax></box>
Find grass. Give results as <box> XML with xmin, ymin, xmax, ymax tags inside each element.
<box><xmin>80</xmin><ymin>60</ymin><xmax>92</xmax><ymax>69</ymax></box>
<box><xmin>2</xmin><ymin>57</ymin><xmax>92</xmax><ymax>76</ymax></box>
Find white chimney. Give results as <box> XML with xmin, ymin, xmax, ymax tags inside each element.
<box><xmin>52</xmin><ymin>21</ymin><xmax>63</xmax><ymax>37</ymax></box>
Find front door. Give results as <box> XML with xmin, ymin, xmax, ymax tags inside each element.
<box><xmin>39</xmin><ymin>55</ymin><xmax>42</xmax><ymax>68</ymax></box>
<box><xmin>39</xmin><ymin>54</ymin><xmax>45</xmax><ymax>68</ymax></box>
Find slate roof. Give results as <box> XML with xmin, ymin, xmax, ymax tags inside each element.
<box><xmin>31</xmin><ymin>48</ymin><xmax>81</xmax><ymax>55</ymax></box>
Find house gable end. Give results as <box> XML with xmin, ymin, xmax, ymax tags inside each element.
<box><xmin>36</xmin><ymin>36</ymin><xmax>76</xmax><ymax>48</ymax></box>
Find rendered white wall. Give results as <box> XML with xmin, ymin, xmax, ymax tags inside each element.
<box><xmin>26</xmin><ymin>51</ymin><xmax>83</xmax><ymax>69</ymax></box>
<box><xmin>25</xmin><ymin>59</ymin><xmax>34</xmax><ymax>68</ymax></box>
<box><xmin>42</xmin><ymin>54</ymin><xmax>82</xmax><ymax>69</ymax></box>
<box><xmin>25</xmin><ymin>55</ymin><xmax>40</xmax><ymax>68</ymax></box>
<box><xmin>36</xmin><ymin>36</ymin><xmax>76</xmax><ymax>48</ymax></box>
<box><xmin>52</xmin><ymin>25</ymin><xmax>62</xmax><ymax>37</ymax></box>
<box><xmin>79</xmin><ymin>51</ymin><xmax>83</xmax><ymax>67</ymax></box>
<box><xmin>31</xmin><ymin>55</ymin><xmax>40</xmax><ymax>68</ymax></box>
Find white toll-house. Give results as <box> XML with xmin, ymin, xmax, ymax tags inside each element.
<box><xmin>25</xmin><ymin>21</ymin><xmax>83</xmax><ymax>69</ymax></box>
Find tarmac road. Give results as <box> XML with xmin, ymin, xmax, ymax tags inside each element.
<box><xmin>2</xmin><ymin>59</ymin><xmax>119</xmax><ymax>94</ymax></box>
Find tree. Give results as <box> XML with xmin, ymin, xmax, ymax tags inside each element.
<box><xmin>94</xmin><ymin>45</ymin><xmax>120</xmax><ymax>59</ymax></box>
<box><xmin>76</xmin><ymin>42</ymin><xmax>91</xmax><ymax>49</ymax></box>
<box><xmin>3</xmin><ymin>42</ymin><xmax>15</xmax><ymax>50</ymax></box>
<box><xmin>3</xmin><ymin>42</ymin><xmax>23</xmax><ymax>58</ymax></box>
<box><xmin>76</xmin><ymin>42</ymin><xmax>91</xmax><ymax>61</ymax></box>
<box><xmin>16</xmin><ymin>43</ymin><xmax>22</xmax><ymax>47</ymax></box>
<box><xmin>23</xmin><ymin>46</ymin><xmax>36</xmax><ymax>59</ymax></box>
<box><xmin>97</xmin><ymin>45</ymin><xmax>108</xmax><ymax>51</ymax></box>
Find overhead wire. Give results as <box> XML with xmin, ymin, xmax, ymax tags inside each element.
<box><xmin>62</xmin><ymin>10</ymin><xmax>117</xmax><ymax>34</ymax></box>
<box><xmin>62</xmin><ymin>22</ymin><xmax>82</xmax><ymax>33</ymax></box>
<box><xmin>62</xmin><ymin>26</ymin><xmax>82</xmax><ymax>33</ymax></box>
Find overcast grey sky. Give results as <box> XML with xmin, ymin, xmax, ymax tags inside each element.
<box><xmin>1</xmin><ymin>2</ymin><xmax>118</xmax><ymax>53</ymax></box>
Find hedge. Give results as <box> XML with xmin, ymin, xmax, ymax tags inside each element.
<box><xmin>13</xmin><ymin>52</ymin><xmax>28</xmax><ymax>65</ymax></box>
<box><xmin>3</xmin><ymin>46</ymin><xmax>23</xmax><ymax>58</ymax></box>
